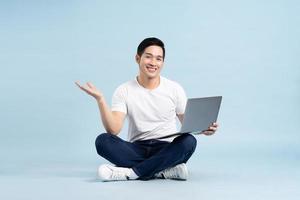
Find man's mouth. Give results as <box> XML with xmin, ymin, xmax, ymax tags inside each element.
<box><xmin>146</xmin><ymin>66</ymin><xmax>158</xmax><ymax>73</ymax></box>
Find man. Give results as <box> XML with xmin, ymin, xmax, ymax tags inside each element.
<box><xmin>75</xmin><ymin>37</ymin><xmax>218</xmax><ymax>181</ymax></box>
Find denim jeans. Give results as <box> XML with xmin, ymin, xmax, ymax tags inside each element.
<box><xmin>95</xmin><ymin>133</ymin><xmax>197</xmax><ymax>180</ymax></box>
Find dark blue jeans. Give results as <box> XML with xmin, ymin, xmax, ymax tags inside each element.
<box><xmin>95</xmin><ymin>133</ymin><xmax>197</xmax><ymax>180</ymax></box>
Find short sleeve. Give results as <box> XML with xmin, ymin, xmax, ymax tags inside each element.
<box><xmin>111</xmin><ymin>85</ymin><xmax>127</xmax><ymax>114</ymax></box>
<box><xmin>175</xmin><ymin>83</ymin><xmax>187</xmax><ymax>115</ymax></box>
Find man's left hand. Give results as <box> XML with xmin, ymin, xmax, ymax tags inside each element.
<box><xmin>201</xmin><ymin>122</ymin><xmax>218</xmax><ymax>136</ymax></box>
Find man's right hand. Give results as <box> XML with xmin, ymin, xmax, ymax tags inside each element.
<box><xmin>75</xmin><ymin>81</ymin><xmax>125</xmax><ymax>135</ymax></box>
<box><xmin>75</xmin><ymin>81</ymin><xmax>103</xmax><ymax>101</ymax></box>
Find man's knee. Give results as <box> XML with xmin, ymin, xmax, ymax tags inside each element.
<box><xmin>95</xmin><ymin>133</ymin><xmax>112</xmax><ymax>156</ymax></box>
<box><xmin>178</xmin><ymin>134</ymin><xmax>197</xmax><ymax>152</ymax></box>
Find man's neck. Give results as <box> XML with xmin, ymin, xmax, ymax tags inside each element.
<box><xmin>137</xmin><ymin>75</ymin><xmax>160</xmax><ymax>90</ymax></box>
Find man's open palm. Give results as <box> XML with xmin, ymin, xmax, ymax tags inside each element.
<box><xmin>75</xmin><ymin>81</ymin><xmax>103</xmax><ymax>101</ymax></box>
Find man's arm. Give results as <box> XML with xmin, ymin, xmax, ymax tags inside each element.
<box><xmin>96</xmin><ymin>98</ymin><xmax>125</xmax><ymax>135</ymax></box>
<box><xmin>75</xmin><ymin>81</ymin><xmax>125</xmax><ymax>135</ymax></box>
<box><xmin>177</xmin><ymin>114</ymin><xmax>184</xmax><ymax>124</ymax></box>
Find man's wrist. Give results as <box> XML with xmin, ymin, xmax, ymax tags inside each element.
<box><xmin>96</xmin><ymin>96</ymin><xmax>105</xmax><ymax>104</ymax></box>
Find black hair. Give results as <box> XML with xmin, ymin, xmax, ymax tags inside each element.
<box><xmin>137</xmin><ymin>37</ymin><xmax>165</xmax><ymax>60</ymax></box>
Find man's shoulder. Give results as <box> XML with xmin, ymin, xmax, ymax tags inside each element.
<box><xmin>161</xmin><ymin>76</ymin><xmax>184</xmax><ymax>89</ymax></box>
<box><xmin>114</xmin><ymin>79</ymin><xmax>137</xmax><ymax>92</ymax></box>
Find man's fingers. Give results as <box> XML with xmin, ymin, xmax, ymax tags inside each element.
<box><xmin>212</xmin><ymin>122</ymin><xmax>218</xmax><ymax>127</ymax></box>
<box><xmin>76</xmin><ymin>83</ymin><xmax>92</xmax><ymax>93</ymax></box>
<box><xmin>203</xmin><ymin>130</ymin><xmax>215</xmax><ymax>136</ymax></box>
<box><xmin>208</xmin><ymin>126</ymin><xmax>217</xmax><ymax>131</ymax></box>
<box><xmin>87</xmin><ymin>82</ymin><xmax>95</xmax><ymax>89</ymax></box>
<box><xmin>75</xmin><ymin>81</ymin><xmax>93</xmax><ymax>92</ymax></box>
<box><xmin>199</xmin><ymin>123</ymin><xmax>219</xmax><ymax>136</ymax></box>
<box><xmin>80</xmin><ymin>85</ymin><xmax>89</xmax><ymax>92</ymax></box>
<box><xmin>75</xmin><ymin>81</ymin><xmax>84</xmax><ymax>90</ymax></box>
<box><xmin>75</xmin><ymin>82</ymin><xmax>87</xmax><ymax>91</ymax></box>
<box><xmin>75</xmin><ymin>81</ymin><xmax>81</xmax><ymax>88</ymax></box>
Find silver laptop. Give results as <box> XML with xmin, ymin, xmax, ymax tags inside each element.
<box><xmin>158</xmin><ymin>96</ymin><xmax>222</xmax><ymax>139</ymax></box>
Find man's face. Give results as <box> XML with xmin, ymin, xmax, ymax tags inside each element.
<box><xmin>136</xmin><ymin>45</ymin><xmax>164</xmax><ymax>79</ymax></box>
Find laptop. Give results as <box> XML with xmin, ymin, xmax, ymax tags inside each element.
<box><xmin>158</xmin><ymin>96</ymin><xmax>222</xmax><ymax>139</ymax></box>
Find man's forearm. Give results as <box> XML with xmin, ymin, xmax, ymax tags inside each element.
<box><xmin>96</xmin><ymin>98</ymin><xmax>119</xmax><ymax>135</ymax></box>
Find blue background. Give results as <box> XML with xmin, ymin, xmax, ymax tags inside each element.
<box><xmin>0</xmin><ymin>0</ymin><xmax>299</xmax><ymax>199</ymax></box>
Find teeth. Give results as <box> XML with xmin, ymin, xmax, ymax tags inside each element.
<box><xmin>147</xmin><ymin>68</ymin><xmax>157</xmax><ymax>72</ymax></box>
<box><xmin>147</xmin><ymin>67</ymin><xmax>157</xmax><ymax>70</ymax></box>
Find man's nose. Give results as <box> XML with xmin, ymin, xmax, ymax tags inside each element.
<box><xmin>150</xmin><ymin>58</ymin><xmax>156</xmax><ymax>65</ymax></box>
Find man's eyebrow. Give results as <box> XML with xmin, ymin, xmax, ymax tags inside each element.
<box><xmin>144</xmin><ymin>52</ymin><xmax>163</xmax><ymax>58</ymax></box>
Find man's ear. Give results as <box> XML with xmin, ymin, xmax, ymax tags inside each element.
<box><xmin>135</xmin><ymin>54</ymin><xmax>140</xmax><ymax>64</ymax></box>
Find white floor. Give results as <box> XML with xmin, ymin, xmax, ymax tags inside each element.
<box><xmin>1</xmin><ymin>136</ymin><xmax>299</xmax><ymax>200</ymax></box>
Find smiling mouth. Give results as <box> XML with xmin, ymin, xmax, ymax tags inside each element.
<box><xmin>146</xmin><ymin>66</ymin><xmax>158</xmax><ymax>72</ymax></box>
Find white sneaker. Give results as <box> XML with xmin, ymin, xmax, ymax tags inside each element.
<box><xmin>98</xmin><ymin>164</ymin><xmax>131</xmax><ymax>181</ymax></box>
<box><xmin>155</xmin><ymin>163</ymin><xmax>188</xmax><ymax>180</ymax></box>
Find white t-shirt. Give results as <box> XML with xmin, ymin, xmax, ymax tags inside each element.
<box><xmin>111</xmin><ymin>76</ymin><xmax>187</xmax><ymax>142</ymax></box>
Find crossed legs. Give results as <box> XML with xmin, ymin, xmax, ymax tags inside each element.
<box><xmin>95</xmin><ymin>133</ymin><xmax>197</xmax><ymax>180</ymax></box>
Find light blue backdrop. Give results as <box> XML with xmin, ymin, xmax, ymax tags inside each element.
<box><xmin>0</xmin><ymin>0</ymin><xmax>299</xmax><ymax>199</ymax></box>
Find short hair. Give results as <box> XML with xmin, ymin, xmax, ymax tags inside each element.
<box><xmin>137</xmin><ymin>37</ymin><xmax>165</xmax><ymax>60</ymax></box>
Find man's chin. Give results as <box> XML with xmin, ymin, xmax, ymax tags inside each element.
<box><xmin>146</xmin><ymin>73</ymin><xmax>159</xmax><ymax>79</ymax></box>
